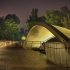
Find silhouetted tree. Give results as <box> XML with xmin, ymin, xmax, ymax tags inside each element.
<box><xmin>20</xmin><ymin>27</ymin><xmax>25</xmax><ymax>37</ymax></box>
<box><xmin>38</xmin><ymin>16</ymin><xmax>46</xmax><ymax>22</ymax></box>
<box><xmin>26</xmin><ymin>8</ymin><xmax>38</xmax><ymax>29</ymax></box>
<box><xmin>24</xmin><ymin>29</ymin><xmax>28</xmax><ymax>36</ymax></box>
<box><xmin>26</xmin><ymin>8</ymin><xmax>46</xmax><ymax>30</ymax></box>
<box><xmin>60</xmin><ymin>6</ymin><xmax>70</xmax><ymax>29</ymax></box>
<box><xmin>20</xmin><ymin>28</ymin><xmax>24</xmax><ymax>34</ymax></box>
<box><xmin>0</xmin><ymin>17</ymin><xmax>6</xmax><ymax>39</ymax></box>
<box><xmin>60</xmin><ymin>6</ymin><xmax>69</xmax><ymax>16</ymax></box>
<box><xmin>5</xmin><ymin>14</ymin><xmax>20</xmax><ymax>24</ymax></box>
<box><xmin>61</xmin><ymin>14</ymin><xmax>70</xmax><ymax>29</ymax></box>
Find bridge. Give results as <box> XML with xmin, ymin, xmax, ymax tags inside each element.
<box><xmin>0</xmin><ymin>22</ymin><xmax>70</xmax><ymax>69</ymax></box>
<box><xmin>23</xmin><ymin>22</ymin><xmax>70</xmax><ymax>67</ymax></box>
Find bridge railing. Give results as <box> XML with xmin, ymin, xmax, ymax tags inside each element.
<box><xmin>23</xmin><ymin>41</ymin><xmax>44</xmax><ymax>49</ymax></box>
<box><xmin>23</xmin><ymin>41</ymin><xmax>70</xmax><ymax>67</ymax></box>
<box><xmin>45</xmin><ymin>42</ymin><xmax>70</xmax><ymax>67</ymax></box>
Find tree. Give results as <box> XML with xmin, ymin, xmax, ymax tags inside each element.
<box><xmin>13</xmin><ymin>30</ymin><xmax>21</xmax><ymax>40</ymax></box>
<box><xmin>31</xmin><ymin>8</ymin><xmax>38</xmax><ymax>21</ymax></box>
<box><xmin>4</xmin><ymin>18</ymin><xmax>19</xmax><ymax>40</ymax></box>
<box><xmin>0</xmin><ymin>17</ymin><xmax>6</xmax><ymax>39</ymax></box>
<box><xmin>5</xmin><ymin>14</ymin><xmax>20</xmax><ymax>24</ymax></box>
<box><xmin>38</xmin><ymin>16</ymin><xmax>46</xmax><ymax>22</ymax></box>
<box><xmin>26</xmin><ymin>8</ymin><xmax>46</xmax><ymax>30</ymax></box>
<box><xmin>44</xmin><ymin>10</ymin><xmax>63</xmax><ymax>26</ymax></box>
<box><xmin>20</xmin><ymin>27</ymin><xmax>25</xmax><ymax>37</ymax></box>
<box><xmin>60</xmin><ymin>6</ymin><xmax>70</xmax><ymax>29</ymax></box>
<box><xmin>61</xmin><ymin>14</ymin><xmax>70</xmax><ymax>29</ymax></box>
<box><xmin>24</xmin><ymin>29</ymin><xmax>28</xmax><ymax>36</ymax></box>
<box><xmin>0</xmin><ymin>14</ymin><xmax>21</xmax><ymax>40</ymax></box>
<box><xmin>20</xmin><ymin>28</ymin><xmax>24</xmax><ymax>34</ymax></box>
<box><xmin>26</xmin><ymin>8</ymin><xmax>38</xmax><ymax>29</ymax></box>
<box><xmin>60</xmin><ymin>6</ymin><xmax>69</xmax><ymax>16</ymax></box>
<box><xmin>4</xmin><ymin>14</ymin><xmax>21</xmax><ymax>40</ymax></box>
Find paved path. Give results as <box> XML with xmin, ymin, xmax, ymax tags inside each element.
<box><xmin>0</xmin><ymin>48</ymin><xmax>69</xmax><ymax>70</ymax></box>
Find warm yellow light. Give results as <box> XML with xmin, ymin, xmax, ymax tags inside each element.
<box><xmin>0</xmin><ymin>41</ymin><xmax>18</xmax><ymax>48</ymax></box>
<box><xmin>53</xmin><ymin>25</ymin><xmax>70</xmax><ymax>39</ymax></box>
<box><xmin>21</xmin><ymin>36</ymin><xmax>26</xmax><ymax>40</ymax></box>
<box><xmin>25</xmin><ymin>25</ymin><xmax>55</xmax><ymax>49</ymax></box>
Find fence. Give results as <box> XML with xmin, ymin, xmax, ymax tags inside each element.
<box><xmin>23</xmin><ymin>41</ymin><xmax>70</xmax><ymax>67</ymax></box>
<box><xmin>45</xmin><ymin>42</ymin><xmax>70</xmax><ymax>67</ymax></box>
<box><xmin>23</xmin><ymin>41</ymin><xmax>44</xmax><ymax>49</ymax></box>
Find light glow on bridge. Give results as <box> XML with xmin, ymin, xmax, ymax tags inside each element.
<box><xmin>25</xmin><ymin>25</ymin><xmax>55</xmax><ymax>48</ymax></box>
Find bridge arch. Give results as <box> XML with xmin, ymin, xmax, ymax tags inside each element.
<box><xmin>23</xmin><ymin>22</ymin><xmax>70</xmax><ymax>67</ymax></box>
<box><xmin>25</xmin><ymin>22</ymin><xmax>70</xmax><ymax>49</ymax></box>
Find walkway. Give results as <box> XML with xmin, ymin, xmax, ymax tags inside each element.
<box><xmin>0</xmin><ymin>48</ymin><xmax>69</xmax><ymax>70</ymax></box>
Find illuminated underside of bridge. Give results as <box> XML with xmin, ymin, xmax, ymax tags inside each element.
<box><xmin>22</xmin><ymin>22</ymin><xmax>70</xmax><ymax>67</ymax></box>
<box><xmin>24</xmin><ymin>22</ymin><xmax>70</xmax><ymax>49</ymax></box>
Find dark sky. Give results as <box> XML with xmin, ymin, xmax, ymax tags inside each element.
<box><xmin>0</xmin><ymin>0</ymin><xmax>70</xmax><ymax>29</ymax></box>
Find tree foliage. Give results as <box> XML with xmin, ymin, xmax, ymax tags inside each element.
<box><xmin>0</xmin><ymin>14</ymin><xmax>21</xmax><ymax>40</ymax></box>
<box><xmin>0</xmin><ymin>17</ymin><xmax>6</xmax><ymax>39</ymax></box>
<box><xmin>5</xmin><ymin>14</ymin><xmax>20</xmax><ymax>24</ymax></box>
<box><xmin>26</xmin><ymin>8</ymin><xmax>45</xmax><ymax>30</ymax></box>
<box><xmin>44</xmin><ymin>10</ymin><xmax>63</xmax><ymax>26</ymax></box>
<box><xmin>44</xmin><ymin>6</ymin><xmax>70</xmax><ymax>29</ymax></box>
<box><xmin>60</xmin><ymin>6</ymin><xmax>70</xmax><ymax>29</ymax></box>
<box><xmin>20</xmin><ymin>27</ymin><xmax>25</xmax><ymax>37</ymax></box>
<box><xmin>60</xmin><ymin>6</ymin><xmax>69</xmax><ymax>16</ymax></box>
<box><xmin>26</xmin><ymin>8</ymin><xmax>38</xmax><ymax>29</ymax></box>
<box><xmin>61</xmin><ymin>14</ymin><xmax>70</xmax><ymax>29</ymax></box>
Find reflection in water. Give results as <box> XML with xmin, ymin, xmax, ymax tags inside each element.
<box><xmin>0</xmin><ymin>48</ymin><xmax>69</xmax><ymax>70</ymax></box>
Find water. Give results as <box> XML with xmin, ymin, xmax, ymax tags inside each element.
<box><xmin>0</xmin><ymin>47</ymin><xmax>69</xmax><ymax>70</ymax></box>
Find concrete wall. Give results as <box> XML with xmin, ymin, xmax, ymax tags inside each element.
<box><xmin>45</xmin><ymin>42</ymin><xmax>70</xmax><ymax>67</ymax></box>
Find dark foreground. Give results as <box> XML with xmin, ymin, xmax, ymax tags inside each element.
<box><xmin>0</xmin><ymin>47</ymin><xmax>69</xmax><ymax>70</ymax></box>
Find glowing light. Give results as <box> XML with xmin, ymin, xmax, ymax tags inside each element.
<box><xmin>21</xmin><ymin>36</ymin><xmax>26</xmax><ymax>40</ymax></box>
<box><xmin>53</xmin><ymin>25</ymin><xmax>70</xmax><ymax>39</ymax></box>
<box><xmin>0</xmin><ymin>41</ymin><xmax>18</xmax><ymax>48</ymax></box>
<box><xmin>25</xmin><ymin>25</ymin><xmax>55</xmax><ymax>48</ymax></box>
<box><xmin>25</xmin><ymin>23</ymin><xmax>70</xmax><ymax>49</ymax></box>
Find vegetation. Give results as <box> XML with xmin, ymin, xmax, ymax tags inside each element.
<box><xmin>0</xmin><ymin>6</ymin><xmax>70</xmax><ymax>40</ymax></box>
<box><xmin>25</xmin><ymin>8</ymin><xmax>46</xmax><ymax>30</ymax></box>
<box><xmin>44</xmin><ymin>10</ymin><xmax>63</xmax><ymax>26</ymax></box>
<box><xmin>26</xmin><ymin>6</ymin><xmax>70</xmax><ymax>30</ymax></box>
<box><xmin>0</xmin><ymin>14</ymin><xmax>21</xmax><ymax>40</ymax></box>
<box><xmin>44</xmin><ymin>6</ymin><xmax>70</xmax><ymax>29</ymax></box>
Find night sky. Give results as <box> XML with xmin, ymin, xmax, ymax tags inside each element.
<box><xmin>0</xmin><ymin>0</ymin><xmax>70</xmax><ymax>29</ymax></box>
